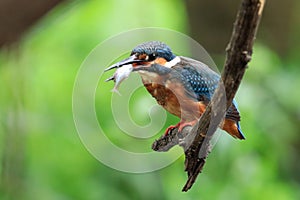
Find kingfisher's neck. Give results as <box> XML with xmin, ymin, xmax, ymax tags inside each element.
<box><xmin>138</xmin><ymin>70</ymin><xmax>161</xmax><ymax>84</ymax></box>
<box><xmin>137</xmin><ymin>56</ymin><xmax>181</xmax><ymax>84</ymax></box>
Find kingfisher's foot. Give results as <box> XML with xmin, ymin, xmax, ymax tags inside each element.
<box><xmin>177</xmin><ymin>120</ymin><xmax>197</xmax><ymax>132</ymax></box>
<box><xmin>164</xmin><ymin>124</ymin><xmax>179</xmax><ymax>135</ymax></box>
<box><xmin>164</xmin><ymin>120</ymin><xmax>198</xmax><ymax>135</ymax></box>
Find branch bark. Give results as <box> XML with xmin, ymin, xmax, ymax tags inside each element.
<box><xmin>152</xmin><ymin>0</ymin><xmax>265</xmax><ymax>192</ymax></box>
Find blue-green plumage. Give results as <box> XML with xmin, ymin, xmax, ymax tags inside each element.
<box><xmin>132</xmin><ymin>41</ymin><xmax>175</xmax><ymax>61</ymax></box>
<box><xmin>177</xmin><ymin>65</ymin><xmax>219</xmax><ymax>101</ymax></box>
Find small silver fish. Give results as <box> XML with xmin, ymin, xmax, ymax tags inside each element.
<box><xmin>105</xmin><ymin>64</ymin><xmax>133</xmax><ymax>95</ymax></box>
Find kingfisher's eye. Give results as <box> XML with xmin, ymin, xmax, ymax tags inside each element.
<box><xmin>147</xmin><ymin>53</ymin><xmax>156</xmax><ymax>61</ymax></box>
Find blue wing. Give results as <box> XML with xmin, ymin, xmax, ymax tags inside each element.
<box><xmin>171</xmin><ymin>56</ymin><xmax>245</xmax><ymax>138</ymax></box>
<box><xmin>172</xmin><ymin>56</ymin><xmax>220</xmax><ymax>102</ymax></box>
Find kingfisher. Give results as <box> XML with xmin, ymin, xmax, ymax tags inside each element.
<box><xmin>105</xmin><ymin>41</ymin><xmax>245</xmax><ymax>139</ymax></box>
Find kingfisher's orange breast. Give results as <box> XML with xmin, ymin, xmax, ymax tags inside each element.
<box><xmin>144</xmin><ymin>82</ymin><xmax>182</xmax><ymax>117</ymax></box>
<box><xmin>140</xmin><ymin>71</ymin><xmax>205</xmax><ymax>121</ymax></box>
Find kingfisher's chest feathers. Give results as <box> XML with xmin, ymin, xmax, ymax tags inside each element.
<box><xmin>138</xmin><ymin>69</ymin><xmax>205</xmax><ymax>121</ymax></box>
<box><xmin>139</xmin><ymin>71</ymin><xmax>182</xmax><ymax>117</ymax></box>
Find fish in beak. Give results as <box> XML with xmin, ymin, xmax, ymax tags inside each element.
<box><xmin>105</xmin><ymin>64</ymin><xmax>133</xmax><ymax>95</ymax></box>
<box><xmin>105</xmin><ymin>54</ymin><xmax>144</xmax><ymax>95</ymax></box>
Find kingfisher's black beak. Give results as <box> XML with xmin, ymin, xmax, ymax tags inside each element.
<box><xmin>104</xmin><ymin>55</ymin><xmax>144</xmax><ymax>72</ymax></box>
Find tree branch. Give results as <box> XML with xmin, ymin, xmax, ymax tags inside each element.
<box><xmin>152</xmin><ymin>0</ymin><xmax>265</xmax><ymax>192</ymax></box>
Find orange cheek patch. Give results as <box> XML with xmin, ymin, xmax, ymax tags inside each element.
<box><xmin>155</xmin><ymin>57</ymin><xmax>167</xmax><ymax>65</ymax></box>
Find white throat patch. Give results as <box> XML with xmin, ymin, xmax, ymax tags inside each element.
<box><xmin>164</xmin><ymin>56</ymin><xmax>181</xmax><ymax>68</ymax></box>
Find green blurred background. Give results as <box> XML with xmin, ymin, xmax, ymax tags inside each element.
<box><xmin>1</xmin><ymin>0</ymin><xmax>300</xmax><ymax>199</ymax></box>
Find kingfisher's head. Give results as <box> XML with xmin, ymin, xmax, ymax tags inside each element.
<box><xmin>105</xmin><ymin>41</ymin><xmax>179</xmax><ymax>73</ymax></box>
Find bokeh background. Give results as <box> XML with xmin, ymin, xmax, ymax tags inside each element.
<box><xmin>1</xmin><ymin>0</ymin><xmax>300</xmax><ymax>199</ymax></box>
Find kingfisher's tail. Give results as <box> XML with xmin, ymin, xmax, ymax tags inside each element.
<box><xmin>222</xmin><ymin>119</ymin><xmax>245</xmax><ymax>140</ymax></box>
<box><xmin>222</xmin><ymin>100</ymin><xmax>245</xmax><ymax>140</ymax></box>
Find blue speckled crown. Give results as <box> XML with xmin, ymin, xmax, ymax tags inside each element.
<box><xmin>131</xmin><ymin>41</ymin><xmax>176</xmax><ymax>61</ymax></box>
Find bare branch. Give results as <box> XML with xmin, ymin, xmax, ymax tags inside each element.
<box><xmin>152</xmin><ymin>0</ymin><xmax>266</xmax><ymax>192</ymax></box>
<box><xmin>182</xmin><ymin>0</ymin><xmax>266</xmax><ymax>192</ymax></box>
